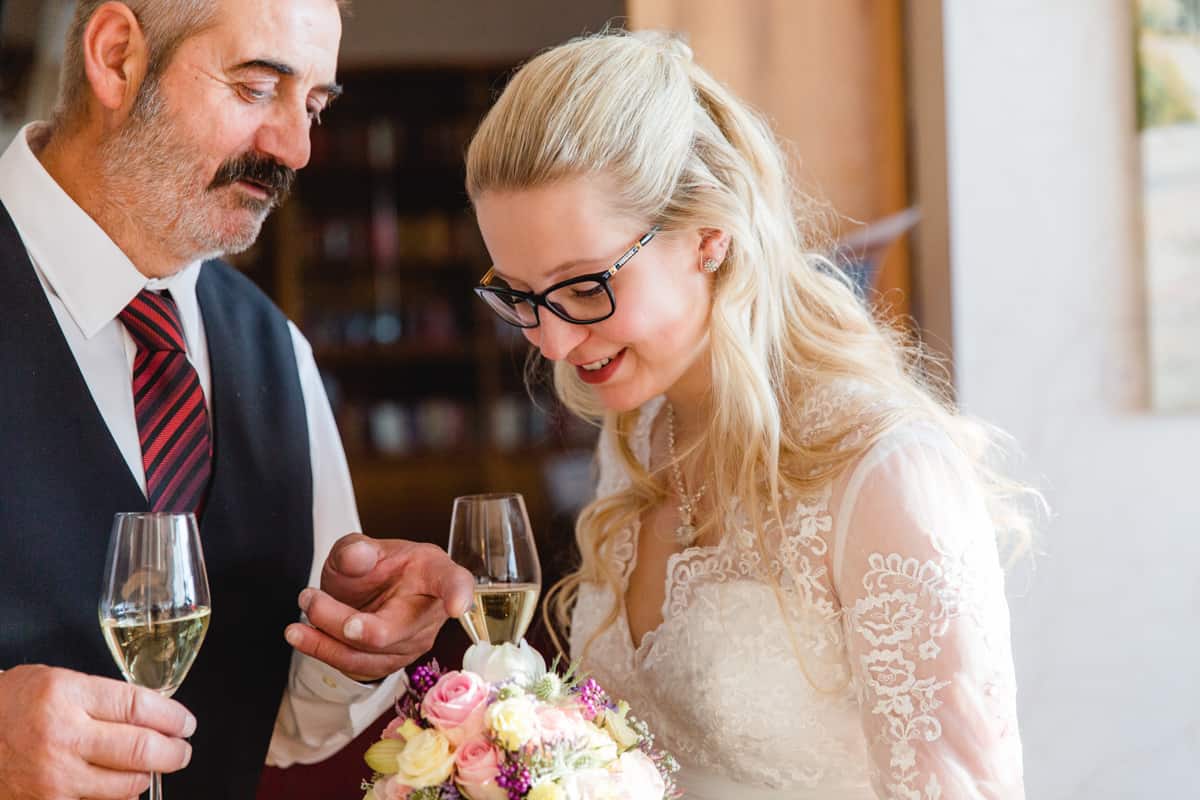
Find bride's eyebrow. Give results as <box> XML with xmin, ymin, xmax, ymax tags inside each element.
<box><xmin>493</xmin><ymin>256</ymin><xmax>605</xmax><ymax>284</ymax></box>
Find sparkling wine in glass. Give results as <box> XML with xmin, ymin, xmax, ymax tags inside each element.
<box><xmin>99</xmin><ymin>512</ymin><xmax>211</xmax><ymax>800</ymax></box>
<box><xmin>448</xmin><ymin>493</ymin><xmax>541</xmax><ymax>645</ymax></box>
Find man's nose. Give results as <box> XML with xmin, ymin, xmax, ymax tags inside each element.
<box><xmin>254</xmin><ymin>103</ymin><xmax>312</xmax><ymax>172</ymax></box>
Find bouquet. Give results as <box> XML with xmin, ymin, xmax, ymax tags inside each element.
<box><xmin>362</xmin><ymin>640</ymin><xmax>679</xmax><ymax>800</ymax></box>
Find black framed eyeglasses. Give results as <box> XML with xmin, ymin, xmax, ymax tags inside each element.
<box><xmin>473</xmin><ymin>227</ymin><xmax>659</xmax><ymax>329</ymax></box>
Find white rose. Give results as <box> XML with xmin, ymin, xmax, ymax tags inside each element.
<box><xmin>577</xmin><ymin>721</ymin><xmax>618</xmax><ymax>766</ymax></box>
<box><xmin>612</xmin><ymin>750</ymin><xmax>666</xmax><ymax>800</ymax></box>
<box><xmin>558</xmin><ymin>768</ymin><xmax>622</xmax><ymax>800</ymax></box>
<box><xmin>597</xmin><ymin>702</ymin><xmax>641</xmax><ymax>751</ymax></box>
<box><xmin>486</xmin><ymin>695</ymin><xmax>540</xmax><ymax>750</ymax></box>
<box><xmin>463</xmin><ymin>640</ymin><xmax>547</xmax><ymax>687</ymax></box>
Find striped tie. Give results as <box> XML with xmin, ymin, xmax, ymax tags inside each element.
<box><xmin>119</xmin><ymin>289</ymin><xmax>213</xmax><ymax>515</ymax></box>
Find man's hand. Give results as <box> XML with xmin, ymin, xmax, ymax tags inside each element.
<box><xmin>0</xmin><ymin>665</ymin><xmax>195</xmax><ymax>800</ymax></box>
<box><xmin>285</xmin><ymin>534</ymin><xmax>474</xmax><ymax>681</ymax></box>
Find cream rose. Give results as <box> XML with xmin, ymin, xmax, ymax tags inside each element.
<box><xmin>395</xmin><ymin>729</ymin><xmax>456</xmax><ymax>788</ymax></box>
<box><xmin>526</xmin><ymin>780</ymin><xmax>566</xmax><ymax>800</ymax></box>
<box><xmin>486</xmin><ymin>694</ymin><xmax>539</xmax><ymax>750</ymax></box>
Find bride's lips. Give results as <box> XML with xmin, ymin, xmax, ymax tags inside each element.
<box><xmin>576</xmin><ymin>348</ymin><xmax>626</xmax><ymax>385</ymax></box>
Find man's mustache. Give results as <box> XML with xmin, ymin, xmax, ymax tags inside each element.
<box><xmin>208</xmin><ymin>153</ymin><xmax>296</xmax><ymax>203</ymax></box>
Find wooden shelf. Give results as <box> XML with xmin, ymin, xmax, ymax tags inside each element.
<box><xmin>296</xmin><ymin>168</ymin><xmax>472</xmax><ymax>213</ymax></box>
<box><xmin>302</xmin><ymin>260</ymin><xmax>481</xmax><ymax>278</ymax></box>
<box><xmin>243</xmin><ymin>64</ymin><xmax>592</xmax><ymax>621</ymax></box>
<box><xmin>315</xmin><ymin>340</ymin><xmax>477</xmax><ymax>364</ymax></box>
<box><xmin>348</xmin><ymin>444</ymin><xmax>584</xmax><ymax>471</ymax></box>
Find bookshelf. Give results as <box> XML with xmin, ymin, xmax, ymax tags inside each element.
<box><xmin>234</xmin><ymin>64</ymin><xmax>597</xmax><ymax>590</ymax></box>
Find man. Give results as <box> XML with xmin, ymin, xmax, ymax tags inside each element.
<box><xmin>0</xmin><ymin>1</ymin><xmax>474</xmax><ymax>798</ymax></box>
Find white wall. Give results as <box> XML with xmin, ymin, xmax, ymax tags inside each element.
<box><xmin>942</xmin><ymin>2</ymin><xmax>1200</xmax><ymax>797</ymax></box>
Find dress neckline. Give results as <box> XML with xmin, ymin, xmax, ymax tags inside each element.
<box><xmin>618</xmin><ymin>396</ymin><xmax>723</xmax><ymax>663</ymax></box>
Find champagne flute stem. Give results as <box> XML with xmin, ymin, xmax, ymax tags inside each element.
<box><xmin>150</xmin><ymin>770</ymin><xmax>162</xmax><ymax>800</ymax></box>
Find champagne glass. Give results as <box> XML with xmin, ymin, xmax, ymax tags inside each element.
<box><xmin>98</xmin><ymin>512</ymin><xmax>211</xmax><ymax>800</ymax></box>
<box><xmin>448</xmin><ymin>493</ymin><xmax>541</xmax><ymax>644</ymax></box>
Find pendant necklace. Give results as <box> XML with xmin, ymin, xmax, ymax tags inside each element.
<box><xmin>665</xmin><ymin>403</ymin><xmax>706</xmax><ymax>542</ymax></box>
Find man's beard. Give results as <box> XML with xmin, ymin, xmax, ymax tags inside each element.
<box><xmin>98</xmin><ymin>78</ymin><xmax>296</xmax><ymax>264</ymax></box>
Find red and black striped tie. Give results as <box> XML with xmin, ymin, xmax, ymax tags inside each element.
<box><xmin>119</xmin><ymin>290</ymin><xmax>213</xmax><ymax>515</ymax></box>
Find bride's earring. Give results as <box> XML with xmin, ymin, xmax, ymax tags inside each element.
<box><xmin>702</xmin><ymin>257</ymin><xmax>722</xmax><ymax>273</ymax></box>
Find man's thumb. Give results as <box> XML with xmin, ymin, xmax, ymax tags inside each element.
<box><xmin>327</xmin><ymin>535</ymin><xmax>379</xmax><ymax>578</ymax></box>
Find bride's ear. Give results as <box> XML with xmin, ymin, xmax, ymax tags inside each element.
<box><xmin>698</xmin><ymin>228</ymin><xmax>731</xmax><ymax>272</ymax></box>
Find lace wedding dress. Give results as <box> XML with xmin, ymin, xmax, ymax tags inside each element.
<box><xmin>570</xmin><ymin>394</ymin><xmax>1024</xmax><ymax>799</ymax></box>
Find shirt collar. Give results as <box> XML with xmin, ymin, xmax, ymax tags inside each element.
<box><xmin>0</xmin><ymin>122</ymin><xmax>203</xmax><ymax>339</ymax></box>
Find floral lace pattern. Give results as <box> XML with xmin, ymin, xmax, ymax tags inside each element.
<box><xmin>849</xmin><ymin>554</ymin><xmax>956</xmax><ymax>799</ymax></box>
<box><xmin>571</xmin><ymin>390</ymin><xmax>1024</xmax><ymax>799</ymax></box>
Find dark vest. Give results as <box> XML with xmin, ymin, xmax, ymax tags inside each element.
<box><xmin>0</xmin><ymin>201</ymin><xmax>314</xmax><ymax>799</ymax></box>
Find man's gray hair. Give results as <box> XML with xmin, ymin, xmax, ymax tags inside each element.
<box><xmin>53</xmin><ymin>1</ymin><xmax>218</xmax><ymax>130</ymax></box>
<box><xmin>52</xmin><ymin>0</ymin><xmax>351</xmax><ymax>131</ymax></box>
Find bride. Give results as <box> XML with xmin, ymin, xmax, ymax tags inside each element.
<box><xmin>464</xmin><ymin>29</ymin><xmax>1031</xmax><ymax>799</ymax></box>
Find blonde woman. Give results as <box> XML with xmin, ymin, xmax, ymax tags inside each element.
<box><xmin>465</xmin><ymin>30</ymin><xmax>1030</xmax><ymax>800</ymax></box>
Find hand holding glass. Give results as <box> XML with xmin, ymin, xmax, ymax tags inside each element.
<box><xmin>448</xmin><ymin>493</ymin><xmax>541</xmax><ymax>644</ymax></box>
<box><xmin>98</xmin><ymin>512</ymin><xmax>210</xmax><ymax>800</ymax></box>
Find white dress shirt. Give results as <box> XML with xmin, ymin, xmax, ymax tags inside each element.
<box><xmin>0</xmin><ymin>123</ymin><xmax>403</xmax><ymax>767</ymax></box>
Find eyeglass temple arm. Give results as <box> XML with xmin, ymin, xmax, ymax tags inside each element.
<box><xmin>603</xmin><ymin>226</ymin><xmax>660</xmax><ymax>280</ymax></box>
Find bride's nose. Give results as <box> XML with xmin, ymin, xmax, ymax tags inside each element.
<box><xmin>528</xmin><ymin>312</ymin><xmax>588</xmax><ymax>361</ymax></box>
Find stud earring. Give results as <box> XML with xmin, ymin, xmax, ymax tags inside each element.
<box><xmin>702</xmin><ymin>257</ymin><xmax>721</xmax><ymax>273</ymax></box>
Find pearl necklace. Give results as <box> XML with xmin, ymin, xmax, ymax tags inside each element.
<box><xmin>665</xmin><ymin>403</ymin><xmax>706</xmax><ymax>542</ymax></box>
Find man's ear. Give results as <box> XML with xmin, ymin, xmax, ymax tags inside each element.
<box><xmin>81</xmin><ymin>2</ymin><xmax>150</xmax><ymax>118</ymax></box>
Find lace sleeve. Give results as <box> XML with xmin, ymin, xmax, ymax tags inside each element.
<box><xmin>832</xmin><ymin>430</ymin><xmax>1024</xmax><ymax>799</ymax></box>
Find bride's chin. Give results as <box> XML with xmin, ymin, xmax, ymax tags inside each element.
<box><xmin>592</xmin><ymin>387</ymin><xmax>649</xmax><ymax>414</ymax></box>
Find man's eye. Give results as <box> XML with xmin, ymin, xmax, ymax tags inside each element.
<box><xmin>238</xmin><ymin>85</ymin><xmax>273</xmax><ymax>102</ymax></box>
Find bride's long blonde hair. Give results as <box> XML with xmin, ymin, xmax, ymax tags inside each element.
<box><xmin>466</xmin><ymin>29</ymin><xmax>1034</xmax><ymax>661</ymax></box>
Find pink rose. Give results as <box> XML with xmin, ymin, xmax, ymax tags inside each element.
<box><xmin>453</xmin><ymin>735</ymin><xmax>507</xmax><ymax>800</ymax></box>
<box><xmin>536</xmin><ymin>704</ymin><xmax>587</xmax><ymax>744</ymax></box>
<box><xmin>421</xmin><ymin>671</ymin><xmax>489</xmax><ymax>745</ymax></box>
<box><xmin>373</xmin><ymin>775</ymin><xmax>412</xmax><ymax>800</ymax></box>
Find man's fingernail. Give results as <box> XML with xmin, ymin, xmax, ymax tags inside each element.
<box><xmin>181</xmin><ymin>743</ymin><xmax>193</xmax><ymax>767</ymax></box>
<box><xmin>182</xmin><ymin>713</ymin><xmax>197</xmax><ymax>738</ymax></box>
<box><xmin>348</xmin><ymin>540</ymin><xmax>375</xmax><ymax>558</ymax></box>
<box><xmin>298</xmin><ymin>588</ymin><xmax>314</xmax><ymax>611</ymax></box>
<box><xmin>285</xmin><ymin>626</ymin><xmax>302</xmax><ymax>648</ymax></box>
<box><xmin>343</xmin><ymin>616</ymin><xmax>364</xmax><ymax>640</ymax></box>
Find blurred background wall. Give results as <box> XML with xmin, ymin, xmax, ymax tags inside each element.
<box><xmin>2</xmin><ymin>1</ymin><xmax>1196</xmax><ymax>797</ymax></box>
<box><xmin>942</xmin><ymin>1</ymin><xmax>1199</xmax><ymax>796</ymax></box>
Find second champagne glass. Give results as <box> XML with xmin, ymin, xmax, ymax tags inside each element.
<box><xmin>448</xmin><ymin>493</ymin><xmax>541</xmax><ymax>645</ymax></box>
<box><xmin>98</xmin><ymin>512</ymin><xmax>211</xmax><ymax>800</ymax></box>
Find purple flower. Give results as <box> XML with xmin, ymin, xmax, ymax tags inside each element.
<box><xmin>495</xmin><ymin>759</ymin><xmax>533</xmax><ymax>799</ymax></box>
<box><xmin>411</xmin><ymin>660</ymin><xmax>444</xmax><ymax>695</ymax></box>
<box><xmin>575</xmin><ymin>678</ymin><xmax>610</xmax><ymax>721</ymax></box>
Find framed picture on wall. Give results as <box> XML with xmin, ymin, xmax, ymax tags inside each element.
<box><xmin>1137</xmin><ymin>0</ymin><xmax>1200</xmax><ymax>411</ymax></box>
